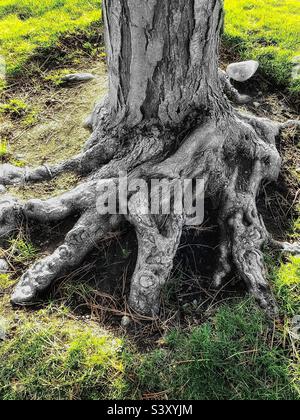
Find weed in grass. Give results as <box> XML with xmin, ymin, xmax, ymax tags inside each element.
<box><xmin>44</xmin><ymin>68</ymin><xmax>74</xmax><ymax>87</ymax></box>
<box><xmin>21</xmin><ymin>108</ymin><xmax>38</xmax><ymax>127</ymax></box>
<box><xmin>9</xmin><ymin>239</ymin><xmax>38</xmax><ymax>265</ymax></box>
<box><xmin>267</xmin><ymin>212</ymin><xmax>300</xmax><ymax>318</ymax></box>
<box><xmin>0</xmin><ymin>98</ymin><xmax>38</xmax><ymax>126</ymax></box>
<box><xmin>9</xmin><ymin>158</ymin><xmax>26</xmax><ymax>168</ymax></box>
<box><xmin>273</xmin><ymin>256</ymin><xmax>300</xmax><ymax>318</ymax></box>
<box><xmin>0</xmin><ymin>139</ymin><xmax>8</xmax><ymax>158</ymax></box>
<box><xmin>0</xmin><ymin>274</ymin><xmax>14</xmax><ymax>291</ymax></box>
<box><xmin>0</xmin><ymin>98</ymin><xmax>28</xmax><ymax>119</ymax></box>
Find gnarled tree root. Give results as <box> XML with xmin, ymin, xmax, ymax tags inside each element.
<box><xmin>213</xmin><ymin>165</ymin><xmax>279</xmax><ymax>316</ymax></box>
<box><xmin>1</xmin><ymin>105</ymin><xmax>299</xmax><ymax>318</ymax></box>
<box><xmin>11</xmin><ymin>211</ymin><xmax>119</xmax><ymax>305</ymax></box>
<box><xmin>0</xmin><ymin>135</ymin><xmax>119</xmax><ymax>186</ymax></box>
<box><xmin>127</xmin><ymin>191</ymin><xmax>184</xmax><ymax>315</ymax></box>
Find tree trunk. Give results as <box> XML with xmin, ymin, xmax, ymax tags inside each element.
<box><xmin>2</xmin><ymin>0</ymin><xmax>299</xmax><ymax>318</ymax></box>
<box><xmin>103</xmin><ymin>0</ymin><xmax>224</xmax><ymax>127</ymax></box>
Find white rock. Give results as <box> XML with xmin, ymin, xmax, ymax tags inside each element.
<box><xmin>0</xmin><ymin>259</ymin><xmax>9</xmax><ymax>274</ymax></box>
<box><xmin>226</xmin><ymin>60</ymin><xmax>259</xmax><ymax>82</ymax></box>
<box><xmin>0</xmin><ymin>185</ymin><xmax>6</xmax><ymax>194</ymax></box>
<box><xmin>83</xmin><ymin>114</ymin><xmax>93</xmax><ymax>130</ymax></box>
<box><xmin>62</xmin><ymin>73</ymin><xmax>95</xmax><ymax>83</ymax></box>
<box><xmin>291</xmin><ymin>315</ymin><xmax>300</xmax><ymax>340</ymax></box>
<box><xmin>0</xmin><ymin>318</ymin><xmax>8</xmax><ymax>341</ymax></box>
<box><xmin>121</xmin><ymin>316</ymin><xmax>131</xmax><ymax>328</ymax></box>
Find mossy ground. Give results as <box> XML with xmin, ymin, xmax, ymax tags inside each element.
<box><xmin>0</xmin><ymin>0</ymin><xmax>299</xmax><ymax>401</ymax></box>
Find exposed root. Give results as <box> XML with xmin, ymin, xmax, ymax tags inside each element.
<box><xmin>213</xmin><ymin>224</ymin><xmax>232</xmax><ymax>288</ymax></box>
<box><xmin>219</xmin><ymin>69</ymin><xmax>252</xmax><ymax>105</ymax></box>
<box><xmin>11</xmin><ymin>211</ymin><xmax>120</xmax><ymax>305</ymax></box>
<box><xmin>0</xmin><ymin>96</ymin><xmax>296</xmax><ymax>319</ymax></box>
<box><xmin>83</xmin><ymin>96</ymin><xmax>110</xmax><ymax>139</ymax></box>
<box><xmin>127</xmin><ymin>191</ymin><xmax>184</xmax><ymax>316</ymax></box>
<box><xmin>280</xmin><ymin>120</ymin><xmax>300</xmax><ymax>130</ymax></box>
<box><xmin>213</xmin><ymin>160</ymin><xmax>279</xmax><ymax>316</ymax></box>
<box><xmin>0</xmin><ymin>178</ymin><xmax>102</xmax><ymax>246</ymax></box>
<box><xmin>270</xmin><ymin>240</ymin><xmax>300</xmax><ymax>255</ymax></box>
<box><xmin>0</xmin><ymin>136</ymin><xmax>119</xmax><ymax>186</ymax></box>
<box><xmin>0</xmin><ymin>195</ymin><xmax>23</xmax><ymax>241</ymax></box>
<box><xmin>229</xmin><ymin>208</ymin><xmax>278</xmax><ymax>316</ymax></box>
<box><xmin>23</xmin><ymin>179</ymin><xmax>99</xmax><ymax>222</ymax></box>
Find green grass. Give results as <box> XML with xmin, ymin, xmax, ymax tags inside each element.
<box><xmin>224</xmin><ymin>0</ymin><xmax>300</xmax><ymax>94</ymax></box>
<box><xmin>0</xmin><ymin>98</ymin><xmax>38</xmax><ymax>126</ymax></box>
<box><xmin>129</xmin><ymin>301</ymin><xmax>298</xmax><ymax>400</ymax></box>
<box><xmin>8</xmin><ymin>238</ymin><xmax>38</xmax><ymax>264</ymax></box>
<box><xmin>0</xmin><ymin>0</ymin><xmax>101</xmax><ymax>77</ymax></box>
<box><xmin>1</xmin><ymin>297</ymin><xmax>298</xmax><ymax>400</ymax></box>
<box><xmin>0</xmin><ymin>0</ymin><xmax>299</xmax><ymax>94</ymax></box>
<box><xmin>0</xmin><ymin>139</ymin><xmax>8</xmax><ymax>158</ymax></box>
<box><xmin>0</xmin><ymin>274</ymin><xmax>14</xmax><ymax>290</ymax></box>
<box><xmin>273</xmin><ymin>255</ymin><xmax>300</xmax><ymax>318</ymax></box>
<box><xmin>0</xmin><ymin>307</ymin><xmax>126</xmax><ymax>400</ymax></box>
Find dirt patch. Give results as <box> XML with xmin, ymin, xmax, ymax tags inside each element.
<box><xmin>1</xmin><ymin>60</ymin><xmax>108</xmax><ymax>199</ymax></box>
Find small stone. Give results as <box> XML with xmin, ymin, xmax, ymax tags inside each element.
<box><xmin>182</xmin><ymin>303</ymin><xmax>191</xmax><ymax>312</ymax></box>
<box><xmin>83</xmin><ymin>114</ymin><xmax>93</xmax><ymax>130</ymax></box>
<box><xmin>292</xmin><ymin>57</ymin><xmax>300</xmax><ymax>80</ymax></box>
<box><xmin>291</xmin><ymin>315</ymin><xmax>300</xmax><ymax>340</ymax></box>
<box><xmin>253</xmin><ymin>102</ymin><xmax>261</xmax><ymax>108</ymax></box>
<box><xmin>121</xmin><ymin>316</ymin><xmax>131</xmax><ymax>328</ymax></box>
<box><xmin>296</xmin><ymin>167</ymin><xmax>300</xmax><ymax>173</ymax></box>
<box><xmin>0</xmin><ymin>317</ymin><xmax>8</xmax><ymax>341</ymax></box>
<box><xmin>62</xmin><ymin>73</ymin><xmax>95</xmax><ymax>84</ymax></box>
<box><xmin>0</xmin><ymin>259</ymin><xmax>9</xmax><ymax>274</ymax></box>
<box><xmin>0</xmin><ymin>185</ymin><xmax>6</xmax><ymax>194</ymax></box>
<box><xmin>226</xmin><ymin>60</ymin><xmax>259</xmax><ymax>82</ymax></box>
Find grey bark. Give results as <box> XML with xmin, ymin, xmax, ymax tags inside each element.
<box><xmin>103</xmin><ymin>0</ymin><xmax>225</xmax><ymax>127</ymax></box>
<box><xmin>1</xmin><ymin>0</ymin><xmax>298</xmax><ymax>317</ymax></box>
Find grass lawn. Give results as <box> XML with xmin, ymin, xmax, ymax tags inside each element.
<box><xmin>224</xmin><ymin>0</ymin><xmax>300</xmax><ymax>94</ymax></box>
<box><xmin>0</xmin><ymin>0</ymin><xmax>299</xmax><ymax>401</ymax></box>
<box><xmin>0</xmin><ymin>0</ymin><xmax>299</xmax><ymax>94</ymax></box>
<box><xmin>0</xmin><ymin>0</ymin><xmax>101</xmax><ymax>78</ymax></box>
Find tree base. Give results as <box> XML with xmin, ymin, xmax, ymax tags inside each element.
<box><xmin>1</xmin><ymin>90</ymin><xmax>299</xmax><ymax>318</ymax></box>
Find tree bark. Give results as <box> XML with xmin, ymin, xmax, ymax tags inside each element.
<box><xmin>2</xmin><ymin>0</ymin><xmax>298</xmax><ymax>318</ymax></box>
<box><xmin>103</xmin><ymin>0</ymin><xmax>225</xmax><ymax>127</ymax></box>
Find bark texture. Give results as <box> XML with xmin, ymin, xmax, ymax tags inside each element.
<box><xmin>103</xmin><ymin>0</ymin><xmax>225</xmax><ymax>127</ymax></box>
<box><xmin>1</xmin><ymin>0</ymin><xmax>298</xmax><ymax>318</ymax></box>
